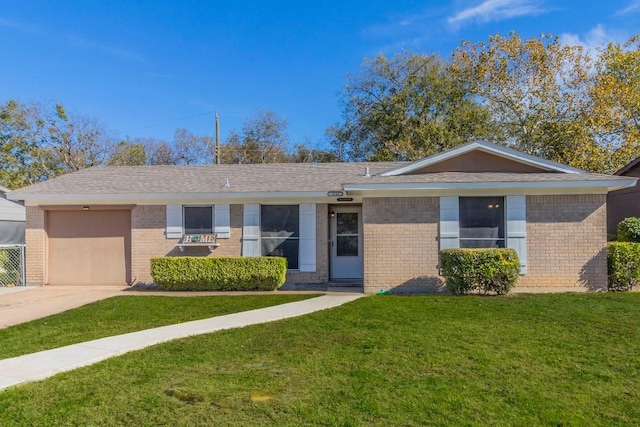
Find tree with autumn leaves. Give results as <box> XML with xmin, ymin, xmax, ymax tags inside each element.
<box><xmin>2</xmin><ymin>31</ymin><xmax>640</xmax><ymax>189</ymax></box>
<box><xmin>330</xmin><ymin>32</ymin><xmax>640</xmax><ymax>173</ymax></box>
<box><xmin>591</xmin><ymin>36</ymin><xmax>640</xmax><ymax>172</ymax></box>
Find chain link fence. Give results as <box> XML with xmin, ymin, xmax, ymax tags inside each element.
<box><xmin>0</xmin><ymin>245</ymin><xmax>25</xmax><ymax>287</ymax></box>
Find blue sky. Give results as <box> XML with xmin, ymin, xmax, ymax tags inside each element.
<box><xmin>1</xmin><ymin>1</ymin><xmax>639</xmax><ymax>150</ymax></box>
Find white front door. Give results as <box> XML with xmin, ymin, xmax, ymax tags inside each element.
<box><xmin>330</xmin><ymin>206</ymin><xmax>363</xmax><ymax>279</ymax></box>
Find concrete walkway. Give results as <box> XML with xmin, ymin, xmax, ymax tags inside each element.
<box><xmin>0</xmin><ymin>293</ymin><xmax>362</xmax><ymax>391</ymax></box>
<box><xmin>0</xmin><ymin>285</ymin><xmax>361</xmax><ymax>328</ymax></box>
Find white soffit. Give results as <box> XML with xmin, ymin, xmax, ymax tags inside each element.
<box><xmin>379</xmin><ymin>140</ymin><xmax>584</xmax><ymax>176</ymax></box>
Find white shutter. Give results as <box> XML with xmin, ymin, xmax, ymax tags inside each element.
<box><xmin>166</xmin><ymin>205</ymin><xmax>183</xmax><ymax>239</ymax></box>
<box><xmin>439</xmin><ymin>196</ymin><xmax>459</xmax><ymax>249</ymax></box>
<box><xmin>242</xmin><ymin>203</ymin><xmax>260</xmax><ymax>256</ymax></box>
<box><xmin>214</xmin><ymin>204</ymin><xmax>231</xmax><ymax>239</ymax></box>
<box><xmin>506</xmin><ymin>195</ymin><xmax>527</xmax><ymax>274</ymax></box>
<box><xmin>298</xmin><ymin>203</ymin><xmax>316</xmax><ymax>272</ymax></box>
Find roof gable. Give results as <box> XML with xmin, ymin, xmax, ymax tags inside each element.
<box><xmin>380</xmin><ymin>140</ymin><xmax>583</xmax><ymax>176</ymax></box>
<box><xmin>615</xmin><ymin>156</ymin><xmax>640</xmax><ymax>177</ymax></box>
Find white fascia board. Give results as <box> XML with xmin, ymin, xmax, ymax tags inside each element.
<box><xmin>380</xmin><ymin>141</ymin><xmax>584</xmax><ymax>176</ymax></box>
<box><xmin>344</xmin><ymin>178</ymin><xmax>637</xmax><ymax>195</ymax></box>
<box><xmin>17</xmin><ymin>191</ymin><xmax>364</xmax><ymax>206</ymax></box>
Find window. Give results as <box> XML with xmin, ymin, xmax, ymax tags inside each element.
<box><xmin>336</xmin><ymin>212</ymin><xmax>359</xmax><ymax>256</ymax></box>
<box><xmin>183</xmin><ymin>206</ymin><xmax>213</xmax><ymax>234</ymax></box>
<box><xmin>261</xmin><ymin>205</ymin><xmax>299</xmax><ymax>269</ymax></box>
<box><xmin>459</xmin><ymin>197</ymin><xmax>505</xmax><ymax>248</ymax></box>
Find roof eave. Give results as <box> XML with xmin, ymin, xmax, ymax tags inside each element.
<box><xmin>614</xmin><ymin>156</ymin><xmax>640</xmax><ymax>176</ymax></box>
<box><xmin>14</xmin><ymin>191</ymin><xmax>361</xmax><ymax>206</ymax></box>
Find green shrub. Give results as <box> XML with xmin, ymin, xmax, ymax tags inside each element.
<box><xmin>439</xmin><ymin>248</ymin><xmax>520</xmax><ymax>295</ymax></box>
<box><xmin>607</xmin><ymin>242</ymin><xmax>640</xmax><ymax>291</ymax></box>
<box><xmin>617</xmin><ymin>217</ymin><xmax>640</xmax><ymax>242</ymax></box>
<box><xmin>150</xmin><ymin>257</ymin><xmax>287</xmax><ymax>291</ymax></box>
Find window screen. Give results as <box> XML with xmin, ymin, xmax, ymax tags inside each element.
<box><xmin>261</xmin><ymin>205</ymin><xmax>299</xmax><ymax>269</ymax></box>
<box><xmin>183</xmin><ymin>206</ymin><xmax>213</xmax><ymax>234</ymax></box>
<box><xmin>459</xmin><ymin>197</ymin><xmax>505</xmax><ymax>248</ymax></box>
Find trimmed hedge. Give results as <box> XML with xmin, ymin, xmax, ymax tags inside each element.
<box><xmin>439</xmin><ymin>248</ymin><xmax>520</xmax><ymax>295</ymax></box>
<box><xmin>150</xmin><ymin>257</ymin><xmax>287</xmax><ymax>291</ymax></box>
<box><xmin>617</xmin><ymin>217</ymin><xmax>640</xmax><ymax>243</ymax></box>
<box><xmin>607</xmin><ymin>242</ymin><xmax>640</xmax><ymax>291</ymax></box>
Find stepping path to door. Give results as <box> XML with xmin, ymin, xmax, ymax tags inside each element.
<box><xmin>0</xmin><ymin>294</ymin><xmax>363</xmax><ymax>391</ymax></box>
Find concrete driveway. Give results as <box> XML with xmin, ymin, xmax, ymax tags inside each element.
<box><xmin>0</xmin><ymin>286</ymin><xmax>127</xmax><ymax>328</ymax></box>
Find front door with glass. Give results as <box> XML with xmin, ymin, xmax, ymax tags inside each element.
<box><xmin>330</xmin><ymin>206</ymin><xmax>363</xmax><ymax>279</ymax></box>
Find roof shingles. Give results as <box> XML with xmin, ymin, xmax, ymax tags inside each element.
<box><xmin>8</xmin><ymin>162</ymin><xmax>630</xmax><ymax>198</ymax></box>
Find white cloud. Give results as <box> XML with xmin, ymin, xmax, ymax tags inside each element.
<box><xmin>447</xmin><ymin>0</ymin><xmax>546</xmax><ymax>27</ymax></box>
<box><xmin>361</xmin><ymin>6</ymin><xmax>450</xmax><ymax>53</ymax></box>
<box><xmin>363</xmin><ymin>7</ymin><xmax>447</xmax><ymax>39</ymax></box>
<box><xmin>616</xmin><ymin>0</ymin><xmax>640</xmax><ymax>16</ymax></box>
<box><xmin>560</xmin><ymin>25</ymin><xmax>626</xmax><ymax>56</ymax></box>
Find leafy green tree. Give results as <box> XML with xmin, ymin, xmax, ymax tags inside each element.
<box><xmin>0</xmin><ymin>100</ymin><xmax>40</xmax><ymax>188</ymax></box>
<box><xmin>108</xmin><ymin>141</ymin><xmax>147</xmax><ymax>166</ymax></box>
<box><xmin>0</xmin><ymin>100</ymin><xmax>112</xmax><ymax>188</ymax></box>
<box><xmin>328</xmin><ymin>52</ymin><xmax>497</xmax><ymax>161</ymax></box>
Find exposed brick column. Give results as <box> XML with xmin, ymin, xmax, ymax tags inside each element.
<box><xmin>25</xmin><ymin>206</ymin><xmax>46</xmax><ymax>286</ymax></box>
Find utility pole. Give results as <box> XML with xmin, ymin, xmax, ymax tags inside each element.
<box><xmin>215</xmin><ymin>112</ymin><xmax>221</xmax><ymax>165</ymax></box>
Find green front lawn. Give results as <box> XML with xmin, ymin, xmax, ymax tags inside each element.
<box><xmin>0</xmin><ymin>294</ymin><xmax>317</xmax><ymax>359</ymax></box>
<box><xmin>2</xmin><ymin>293</ymin><xmax>640</xmax><ymax>425</ymax></box>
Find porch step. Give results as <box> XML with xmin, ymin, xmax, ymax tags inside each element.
<box><xmin>279</xmin><ymin>280</ymin><xmax>363</xmax><ymax>292</ymax></box>
<box><xmin>327</xmin><ymin>279</ymin><xmax>363</xmax><ymax>287</ymax></box>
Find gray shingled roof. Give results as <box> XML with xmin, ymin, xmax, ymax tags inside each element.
<box><xmin>8</xmin><ymin>162</ymin><xmax>630</xmax><ymax>198</ymax></box>
<box><xmin>9</xmin><ymin>162</ymin><xmax>402</xmax><ymax>195</ymax></box>
<box><xmin>345</xmin><ymin>171</ymin><xmax>626</xmax><ymax>185</ymax></box>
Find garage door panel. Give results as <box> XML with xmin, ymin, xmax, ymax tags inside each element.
<box><xmin>47</xmin><ymin>210</ymin><xmax>131</xmax><ymax>285</ymax></box>
<box><xmin>90</xmin><ymin>236</ymin><xmax>127</xmax><ymax>283</ymax></box>
<box><xmin>48</xmin><ymin>238</ymin><xmax>92</xmax><ymax>283</ymax></box>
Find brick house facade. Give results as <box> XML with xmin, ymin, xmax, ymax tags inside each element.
<box><xmin>10</xmin><ymin>141</ymin><xmax>635</xmax><ymax>292</ymax></box>
<box><xmin>608</xmin><ymin>157</ymin><xmax>640</xmax><ymax>234</ymax></box>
